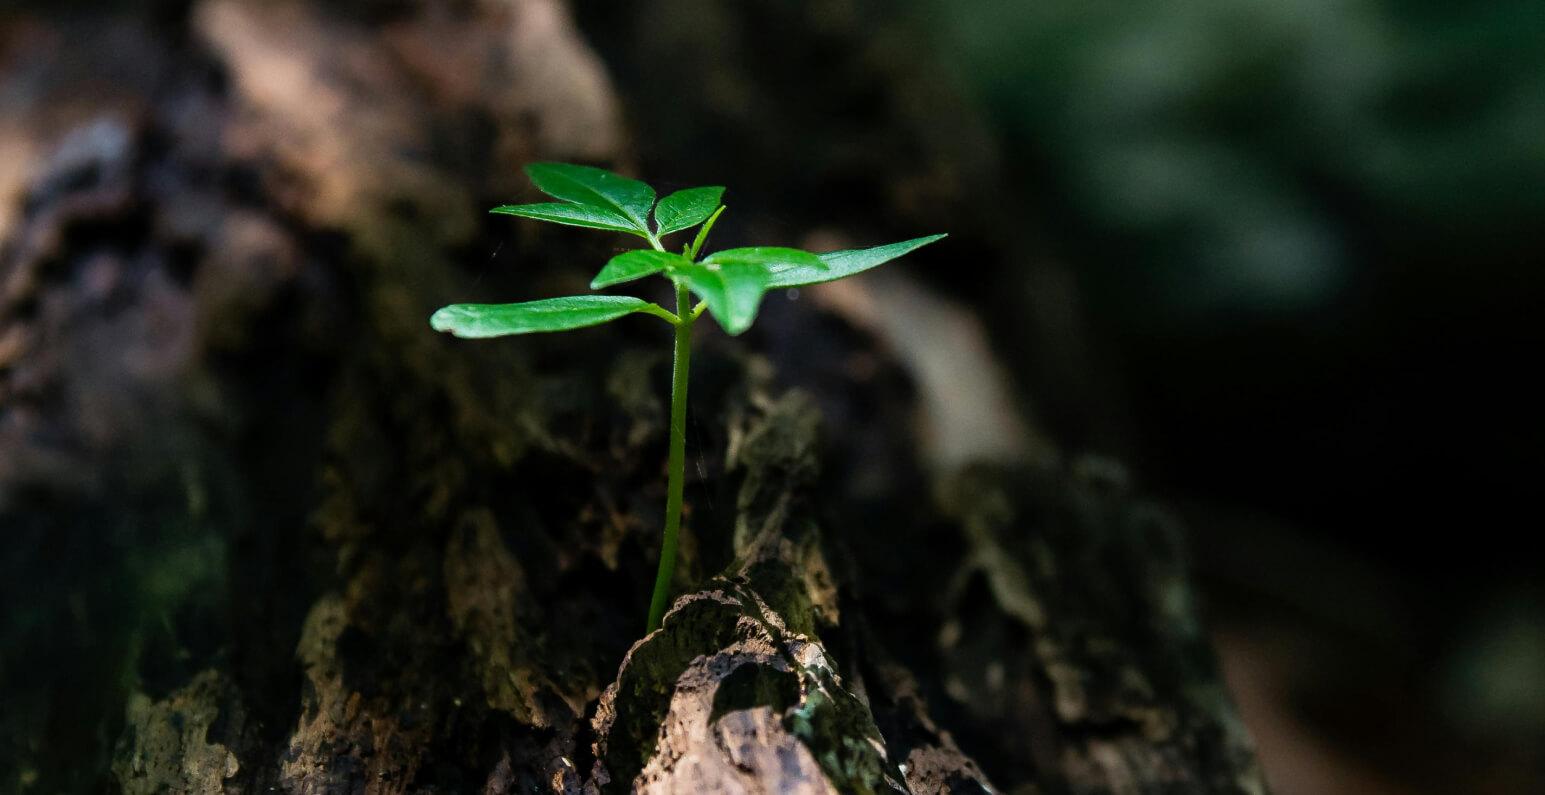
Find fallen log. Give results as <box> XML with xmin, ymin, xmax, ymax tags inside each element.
<box><xmin>0</xmin><ymin>2</ymin><xmax>1265</xmax><ymax>792</ymax></box>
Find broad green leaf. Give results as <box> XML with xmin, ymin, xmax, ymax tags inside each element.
<box><xmin>704</xmin><ymin>247</ymin><xmax>827</xmax><ymax>275</ymax></box>
<box><xmin>591</xmin><ymin>250</ymin><xmax>692</xmax><ymax>289</ymax></box>
<box><xmin>525</xmin><ymin>162</ymin><xmax>655</xmax><ymax>231</ymax></box>
<box><xmin>674</xmin><ymin>261</ymin><xmax>772</xmax><ymax>335</ymax></box>
<box><xmin>430</xmin><ymin>296</ymin><xmax>658</xmax><ymax>338</ymax></box>
<box><xmin>765</xmin><ymin>234</ymin><xmax>946</xmax><ymax>289</ymax></box>
<box><xmin>490</xmin><ymin>203</ymin><xmax>644</xmax><ymax>236</ymax></box>
<box><xmin>653</xmin><ymin>187</ymin><xmax>725</xmax><ymax>236</ymax></box>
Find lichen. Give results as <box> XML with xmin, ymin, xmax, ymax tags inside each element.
<box><xmin>112</xmin><ymin>671</ymin><xmax>242</xmax><ymax>795</ymax></box>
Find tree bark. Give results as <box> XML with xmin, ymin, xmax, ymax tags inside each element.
<box><xmin>0</xmin><ymin>2</ymin><xmax>1265</xmax><ymax>792</ymax></box>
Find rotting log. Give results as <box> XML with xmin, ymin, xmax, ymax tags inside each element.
<box><xmin>0</xmin><ymin>2</ymin><xmax>1265</xmax><ymax>792</ymax></box>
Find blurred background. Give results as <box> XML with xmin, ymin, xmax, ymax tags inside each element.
<box><xmin>3</xmin><ymin>0</ymin><xmax>1543</xmax><ymax>793</ymax></box>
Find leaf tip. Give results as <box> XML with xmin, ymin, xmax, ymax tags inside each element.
<box><xmin>429</xmin><ymin>306</ymin><xmax>457</xmax><ymax>333</ymax></box>
<box><xmin>716</xmin><ymin>309</ymin><xmax>758</xmax><ymax>337</ymax></box>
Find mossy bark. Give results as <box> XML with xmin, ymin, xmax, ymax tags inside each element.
<box><xmin>0</xmin><ymin>1</ymin><xmax>1264</xmax><ymax>792</ymax></box>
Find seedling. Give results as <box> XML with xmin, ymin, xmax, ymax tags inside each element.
<box><xmin>431</xmin><ymin>163</ymin><xmax>944</xmax><ymax>632</ymax></box>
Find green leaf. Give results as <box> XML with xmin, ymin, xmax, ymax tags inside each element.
<box><xmin>591</xmin><ymin>250</ymin><xmax>693</xmax><ymax>289</ymax></box>
<box><xmin>675</xmin><ymin>261</ymin><xmax>772</xmax><ymax>335</ymax></box>
<box><xmin>490</xmin><ymin>203</ymin><xmax>645</xmax><ymax>236</ymax></box>
<box><xmin>430</xmin><ymin>295</ymin><xmax>658</xmax><ymax>338</ymax></box>
<box><xmin>524</xmin><ymin>162</ymin><xmax>655</xmax><ymax>232</ymax></box>
<box><xmin>687</xmin><ymin>205</ymin><xmax>726</xmax><ymax>260</ymax></box>
<box><xmin>765</xmin><ymin>234</ymin><xmax>946</xmax><ymax>289</ymax></box>
<box><xmin>704</xmin><ymin>247</ymin><xmax>827</xmax><ymax>275</ymax></box>
<box><xmin>653</xmin><ymin>187</ymin><xmax>725</xmax><ymax>236</ymax></box>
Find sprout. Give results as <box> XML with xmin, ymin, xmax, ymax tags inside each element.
<box><xmin>432</xmin><ymin>162</ymin><xmax>944</xmax><ymax>632</ymax></box>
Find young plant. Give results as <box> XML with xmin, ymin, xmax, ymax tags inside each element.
<box><xmin>431</xmin><ymin>163</ymin><xmax>944</xmax><ymax>632</ymax></box>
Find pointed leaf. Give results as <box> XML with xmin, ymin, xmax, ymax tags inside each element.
<box><xmin>653</xmin><ymin>187</ymin><xmax>725</xmax><ymax>236</ymax></box>
<box><xmin>766</xmin><ymin>234</ymin><xmax>947</xmax><ymax>289</ymax></box>
<box><xmin>704</xmin><ymin>246</ymin><xmax>826</xmax><ymax>276</ymax></box>
<box><xmin>675</xmin><ymin>261</ymin><xmax>772</xmax><ymax>336</ymax></box>
<box><xmin>591</xmin><ymin>250</ymin><xmax>693</xmax><ymax>289</ymax></box>
<box><xmin>687</xmin><ymin>205</ymin><xmax>727</xmax><ymax>260</ymax></box>
<box><xmin>430</xmin><ymin>296</ymin><xmax>655</xmax><ymax>338</ymax></box>
<box><xmin>525</xmin><ymin>162</ymin><xmax>655</xmax><ymax>231</ymax></box>
<box><xmin>490</xmin><ymin>202</ymin><xmax>646</xmax><ymax>236</ymax></box>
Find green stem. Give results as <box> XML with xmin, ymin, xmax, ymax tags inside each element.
<box><xmin>646</xmin><ymin>282</ymin><xmax>693</xmax><ymax>632</ymax></box>
<box><xmin>639</xmin><ymin>302</ymin><xmax>681</xmax><ymax>325</ymax></box>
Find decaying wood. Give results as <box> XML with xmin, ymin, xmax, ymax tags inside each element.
<box><xmin>0</xmin><ymin>2</ymin><xmax>1265</xmax><ymax>792</ymax></box>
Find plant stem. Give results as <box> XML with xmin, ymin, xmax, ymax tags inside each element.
<box><xmin>646</xmin><ymin>282</ymin><xmax>693</xmax><ymax>632</ymax></box>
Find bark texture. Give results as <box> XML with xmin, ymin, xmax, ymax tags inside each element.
<box><xmin>0</xmin><ymin>2</ymin><xmax>1265</xmax><ymax>792</ymax></box>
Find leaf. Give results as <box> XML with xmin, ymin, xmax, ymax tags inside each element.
<box><xmin>687</xmin><ymin>205</ymin><xmax>726</xmax><ymax>259</ymax></box>
<box><xmin>674</xmin><ymin>261</ymin><xmax>772</xmax><ymax>336</ymax></box>
<box><xmin>704</xmin><ymin>247</ymin><xmax>827</xmax><ymax>275</ymax></box>
<box><xmin>524</xmin><ymin>162</ymin><xmax>655</xmax><ymax>232</ymax></box>
<box><xmin>653</xmin><ymin>187</ymin><xmax>725</xmax><ymax>236</ymax></box>
<box><xmin>765</xmin><ymin>234</ymin><xmax>946</xmax><ymax>289</ymax></box>
<box><xmin>591</xmin><ymin>250</ymin><xmax>693</xmax><ymax>289</ymax></box>
<box><xmin>490</xmin><ymin>203</ymin><xmax>645</xmax><ymax>236</ymax></box>
<box><xmin>430</xmin><ymin>296</ymin><xmax>658</xmax><ymax>338</ymax></box>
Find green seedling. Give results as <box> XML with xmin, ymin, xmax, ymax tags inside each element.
<box><xmin>431</xmin><ymin>162</ymin><xmax>944</xmax><ymax>632</ymax></box>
